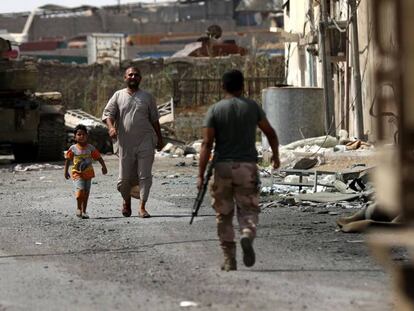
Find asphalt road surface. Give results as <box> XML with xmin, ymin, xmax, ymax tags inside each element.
<box><xmin>0</xmin><ymin>155</ymin><xmax>393</xmax><ymax>310</ymax></box>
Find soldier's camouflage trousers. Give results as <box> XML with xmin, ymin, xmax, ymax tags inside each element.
<box><xmin>210</xmin><ymin>161</ymin><xmax>260</xmax><ymax>246</ymax></box>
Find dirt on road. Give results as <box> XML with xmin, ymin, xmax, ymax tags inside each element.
<box><xmin>0</xmin><ymin>155</ymin><xmax>394</xmax><ymax>311</ymax></box>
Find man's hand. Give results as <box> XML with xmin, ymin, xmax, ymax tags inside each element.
<box><xmin>272</xmin><ymin>154</ymin><xmax>281</xmax><ymax>169</ymax></box>
<box><xmin>156</xmin><ymin>139</ymin><xmax>164</xmax><ymax>152</ymax></box>
<box><xmin>197</xmin><ymin>175</ymin><xmax>204</xmax><ymax>191</ymax></box>
<box><xmin>108</xmin><ymin>126</ymin><xmax>117</xmax><ymax>139</ymax></box>
<box><xmin>64</xmin><ymin>171</ymin><xmax>70</xmax><ymax>180</ymax></box>
<box><xmin>102</xmin><ymin>166</ymin><xmax>108</xmax><ymax>175</ymax></box>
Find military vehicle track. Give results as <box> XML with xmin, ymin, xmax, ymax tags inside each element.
<box><xmin>37</xmin><ymin>115</ymin><xmax>65</xmax><ymax>161</ymax></box>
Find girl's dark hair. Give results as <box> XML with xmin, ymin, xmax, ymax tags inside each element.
<box><xmin>73</xmin><ymin>124</ymin><xmax>88</xmax><ymax>135</ymax></box>
<box><xmin>222</xmin><ymin>69</ymin><xmax>244</xmax><ymax>93</ymax></box>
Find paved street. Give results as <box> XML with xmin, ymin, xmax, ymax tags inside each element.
<box><xmin>0</xmin><ymin>155</ymin><xmax>392</xmax><ymax>310</ymax></box>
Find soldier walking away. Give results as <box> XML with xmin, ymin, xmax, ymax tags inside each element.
<box><xmin>64</xmin><ymin>124</ymin><xmax>108</xmax><ymax>219</ymax></box>
<box><xmin>198</xmin><ymin>69</ymin><xmax>280</xmax><ymax>271</ymax></box>
<box><xmin>102</xmin><ymin>67</ymin><xmax>163</xmax><ymax>218</ymax></box>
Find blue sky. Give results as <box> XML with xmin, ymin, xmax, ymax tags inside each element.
<box><xmin>0</xmin><ymin>0</ymin><xmax>176</xmax><ymax>14</ymax></box>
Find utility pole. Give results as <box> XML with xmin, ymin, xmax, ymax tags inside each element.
<box><xmin>349</xmin><ymin>0</ymin><xmax>364</xmax><ymax>139</ymax></box>
<box><xmin>319</xmin><ymin>0</ymin><xmax>336</xmax><ymax>135</ymax></box>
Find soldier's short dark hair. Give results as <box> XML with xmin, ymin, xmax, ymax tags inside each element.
<box><xmin>74</xmin><ymin>124</ymin><xmax>88</xmax><ymax>135</ymax></box>
<box><xmin>222</xmin><ymin>70</ymin><xmax>244</xmax><ymax>93</ymax></box>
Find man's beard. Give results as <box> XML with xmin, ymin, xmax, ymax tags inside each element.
<box><xmin>127</xmin><ymin>80</ymin><xmax>139</xmax><ymax>88</ymax></box>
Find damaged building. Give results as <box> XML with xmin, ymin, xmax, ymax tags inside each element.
<box><xmin>0</xmin><ymin>0</ymin><xmax>284</xmax><ymax>61</ymax></box>
<box><xmin>281</xmin><ymin>0</ymin><xmax>397</xmax><ymax>142</ymax></box>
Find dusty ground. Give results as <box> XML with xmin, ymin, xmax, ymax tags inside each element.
<box><xmin>0</xmin><ymin>154</ymin><xmax>394</xmax><ymax>311</ymax></box>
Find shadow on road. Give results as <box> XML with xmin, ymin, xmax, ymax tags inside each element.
<box><xmin>250</xmin><ymin>268</ymin><xmax>383</xmax><ymax>273</ymax></box>
<box><xmin>94</xmin><ymin>214</ymin><xmax>215</xmax><ymax>220</ymax></box>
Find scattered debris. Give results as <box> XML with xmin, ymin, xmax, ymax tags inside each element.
<box><xmin>279</xmin><ymin>196</ymin><xmax>296</xmax><ymax>206</ymax></box>
<box><xmin>333</xmin><ymin>180</ymin><xmax>356</xmax><ymax>194</ymax></box>
<box><xmin>179</xmin><ymin>301</ymin><xmax>199</xmax><ymax>308</ymax></box>
<box><xmin>282</xmin><ymin>135</ymin><xmax>338</xmax><ymax>150</ymax></box>
<box><xmin>293</xmin><ymin>157</ymin><xmax>318</xmax><ymax>170</ymax></box>
<box><xmin>14</xmin><ymin>163</ymin><xmax>63</xmax><ymax>172</ymax></box>
<box><xmin>296</xmin><ymin>192</ymin><xmax>367</xmax><ymax>203</ymax></box>
<box><xmin>259</xmin><ymin>202</ymin><xmax>279</xmax><ymax>209</ymax></box>
<box><xmin>345</xmin><ymin>140</ymin><xmax>371</xmax><ymax>150</ymax></box>
<box><xmin>166</xmin><ymin>174</ymin><xmax>179</xmax><ymax>179</ymax></box>
<box><xmin>160</xmin><ymin>142</ymin><xmax>198</xmax><ymax>158</ymax></box>
<box><xmin>158</xmin><ymin>98</ymin><xmax>174</xmax><ymax>125</ymax></box>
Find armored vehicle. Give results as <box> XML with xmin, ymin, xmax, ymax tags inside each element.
<box><xmin>0</xmin><ymin>37</ymin><xmax>65</xmax><ymax>162</ymax></box>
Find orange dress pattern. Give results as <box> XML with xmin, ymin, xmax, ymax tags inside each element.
<box><xmin>65</xmin><ymin>143</ymin><xmax>101</xmax><ymax>180</ymax></box>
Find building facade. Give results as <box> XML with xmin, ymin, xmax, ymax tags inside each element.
<box><xmin>283</xmin><ymin>0</ymin><xmax>397</xmax><ymax>142</ymax></box>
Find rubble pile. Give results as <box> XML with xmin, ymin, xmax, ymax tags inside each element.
<box><xmin>157</xmin><ymin>140</ymin><xmax>200</xmax><ymax>160</ymax></box>
<box><xmin>258</xmin><ymin>133</ymin><xmax>378</xmax><ymax>230</ymax></box>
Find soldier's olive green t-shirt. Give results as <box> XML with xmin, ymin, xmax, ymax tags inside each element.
<box><xmin>203</xmin><ymin>96</ymin><xmax>266</xmax><ymax>162</ymax></box>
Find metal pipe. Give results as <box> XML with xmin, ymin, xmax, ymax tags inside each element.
<box><xmin>319</xmin><ymin>0</ymin><xmax>336</xmax><ymax>134</ymax></box>
<box><xmin>344</xmin><ymin>3</ymin><xmax>351</xmax><ymax>133</ymax></box>
<box><xmin>349</xmin><ymin>0</ymin><xmax>364</xmax><ymax>139</ymax></box>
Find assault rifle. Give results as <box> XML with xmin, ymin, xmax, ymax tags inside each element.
<box><xmin>189</xmin><ymin>154</ymin><xmax>216</xmax><ymax>225</ymax></box>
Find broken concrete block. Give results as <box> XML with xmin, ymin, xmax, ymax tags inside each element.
<box><xmin>162</xmin><ymin>143</ymin><xmax>174</xmax><ymax>153</ymax></box>
<box><xmin>333</xmin><ymin>145</ymin><xmax>347</xmax><ymax>152</ymax></box>
<box><xmin>191</xmin><ymin>141</ymin><xmax>202</xmax><ymax>153</ymax></box>
<box><xmin>173</xmin><ymin>147</ymin><xmax>185</xmax><ymax>157</ymax></box>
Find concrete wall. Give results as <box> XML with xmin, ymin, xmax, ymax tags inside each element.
<box><xmin>357</xmin><ymin>0</ymin><xmax>397</xmax><ymax>142</ymax></box>
<box><xmin>284</xmin><ymin>1</ymin><xmax>322</xmax><ymax>87</ymax></box>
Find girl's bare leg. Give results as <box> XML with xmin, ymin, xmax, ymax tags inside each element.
<box><xmin>82</xmin><ymin>191</ymin><xmax>90</xmax><ymax>214</ymax></box>
<box><xmin>76</xmin><ymin>191</ymin><xmax>84</xmax><ymax>217</ymax></box>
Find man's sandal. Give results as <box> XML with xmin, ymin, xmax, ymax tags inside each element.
<box><xmin>139</xmin><ymin>211</ymin><xmax>151</xmax><ymax>218</ymax></box>
<box><xmin>122</xmin><ymin>201</ymin><xmax>132</xmax><ymax>217</ymax></box>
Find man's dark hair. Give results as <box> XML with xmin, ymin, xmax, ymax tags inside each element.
<box><xmin>74</xmin><ymin>124</ymin><xmax>88</xmax><ymax>135</ymax></box>
<box><xmin>222</xmin><ymin>69</ymin><xmax>244</xmax><ymax>93</ymax></box>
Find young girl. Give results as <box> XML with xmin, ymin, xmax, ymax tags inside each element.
<box><xmin>64</xmin><ymin>124</ymin><xmax>107</xmax><ymax>219</ymax></box>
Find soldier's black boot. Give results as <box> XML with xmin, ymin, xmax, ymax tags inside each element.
<box><xmin>240</xmin><ymin>233</ymin><xmax>255</xmax><ymax>267</ymax></box>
